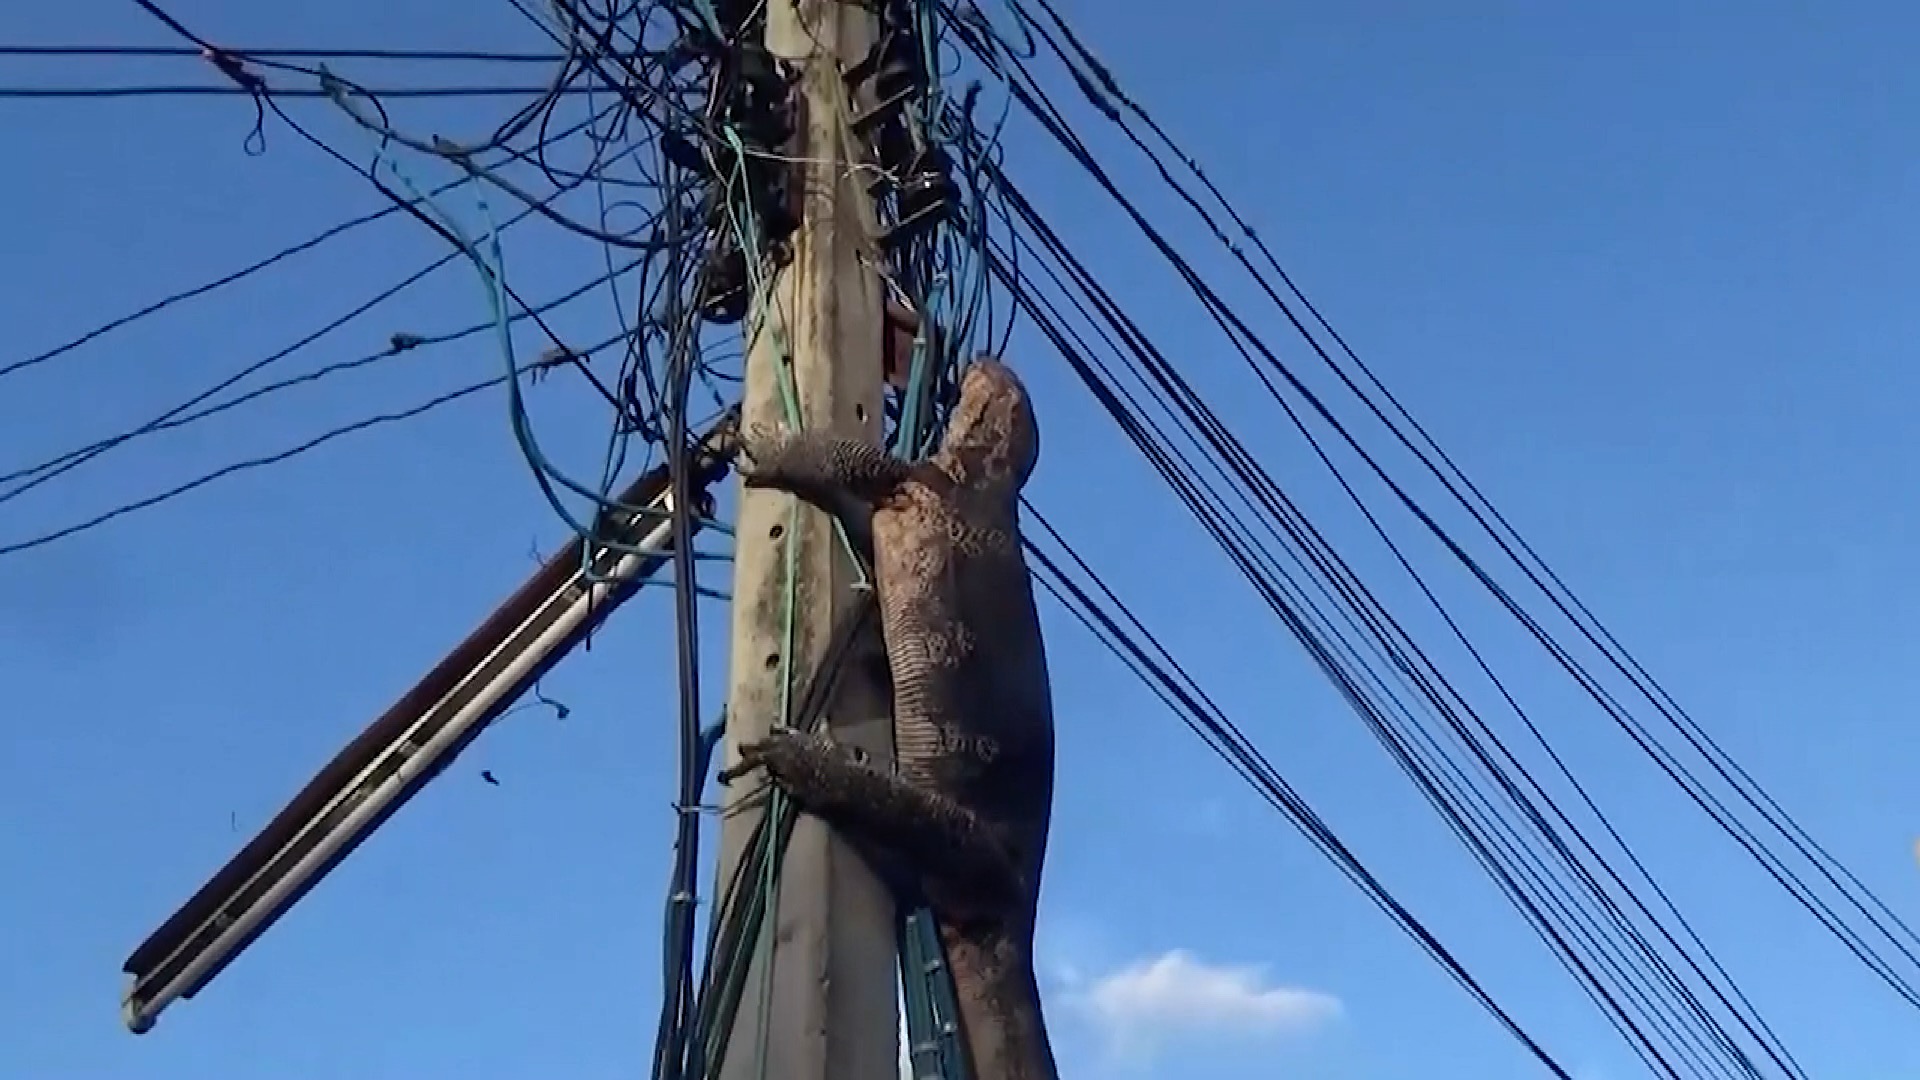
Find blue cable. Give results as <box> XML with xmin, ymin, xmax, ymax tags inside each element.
<box><xmin>327</xmin><ymin>89</ymin><xmax>738</xmax><ymax>582</ymax></box>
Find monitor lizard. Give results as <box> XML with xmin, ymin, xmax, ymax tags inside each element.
<box><xmin>720</xmin><ymin>356</ymin><xmax>1058</xmax><ymax>1079</ymax></box>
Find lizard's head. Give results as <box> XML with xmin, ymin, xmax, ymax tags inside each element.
<box><xmin>941</xmin><ymin>356</ymin><xmax>1040</xmax><ymax>495</ymax></box>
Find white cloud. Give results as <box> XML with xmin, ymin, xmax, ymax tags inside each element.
<box><xmin>1070</xmin><ymin>949</ymin><xmax>1340</xmax><ymax>1061</ymax></box>
<box><xmin>892</xmin><ymin>944</ymin><xmax>1336</xmax><ymax>1074</ymax></box>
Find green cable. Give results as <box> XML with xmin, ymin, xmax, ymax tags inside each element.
<box><xmin>705</xmin><ymin>51</ymin><xmax>990</xmax><ymax>1067</ymax></box>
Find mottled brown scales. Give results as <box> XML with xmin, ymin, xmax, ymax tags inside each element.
<box><xmin>721</xmin><ymin>357</ymin><xmax>1058</xmax><ymax>1079</ymax></box>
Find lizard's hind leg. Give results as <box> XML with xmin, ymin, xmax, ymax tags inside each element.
<box><xmin>721</xmin><ymin>730</ymin><xmax>1023</xmax><ymax>922</ymax></box>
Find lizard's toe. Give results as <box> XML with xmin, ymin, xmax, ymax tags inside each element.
<box><xmin>732</xmin><ymin>432</ymin><xmax>792</xmax><ymax>487</ymax></box>
<box><xmin>717</xmin><ymin>729</ymin><xmax>808</xmax><ymax>786</ymax></box>
<box><xmin>717</xmin><ymin>743</ymin><xmax>769</xmax><ymax>785</ymax></box>
<box><xmin>736</xmin><ymin>423</ymin><xmax>788</xmax><ymax>457</ymax></box>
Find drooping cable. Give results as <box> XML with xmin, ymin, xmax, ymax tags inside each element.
<box><xmin>970</xmin><ymin>0</ymin><xmax>1920</xmax><ymax>1019</ymax></box>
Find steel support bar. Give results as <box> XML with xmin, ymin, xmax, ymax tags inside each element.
<box><xmin>121</xmin><ymin>412</ymin><xmax>737</xmax><ymax>1034</ymax></box>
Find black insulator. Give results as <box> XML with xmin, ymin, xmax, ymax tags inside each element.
<box><xmin>661</xmin><ymin>130</ymin><xmax>706</xmax><ymax>172</ymax></box>
<box><xmin>718</xmin><ymin>40</ymin><xmax>797</xmax><ymax>148</ymax></box>
<box><xmin>733</xmin><ymin>42</ymin><xmax>792</xmax><ymax>110</ymax></box>
<box><xmin>882</xmin><ymin>156</ymin><xmax>958</xmax><ymax>249</ymax></box>
<box><xmin>874</xmin><ymin>54</ymin><xmax>920</xmax><ymax>104</ymax></box>
<box><xmin>712</xmin><ymin>0</ymin><xmax>755</xmax><ymax>36</ymax></box>
<box><xmin>849</xmin><ymin>33</ymin><xmax>924</xmax><ymax>136</ymax></box>
<box><xmin>700</xmin><ymin>243</ymin><xmax>750</xmax><ymax>325</ymax></box>
<box><xmin>702</xmin><ymin>135</ymin><xmax>791</xmax><ymax>236</ymax></box>
<box><xmin>899</xmin><ymin>167</ymin><xmax>955</xmax><ymax>223</ymax></box>
<box><xmin>759</xmin><ymin>169</ymin><xmax>800</xmax><ymax>241</ymax></box>
<box><xmin>735</xmin><ymin>107</ymin><xmax>794</xmax><ymax>152</ymax></box>
<box><xmin>662</xmin><ymin>41</ymin><xmax>703</xmax><ymax>73</ymax></box>
<box><xmin>872</xmin><ymin>112</ymin><xmax>925</xmax><ymax>175</ymax></box>
<box><xmin>727</xmin><ymin>91</ymin><xmax>795</xmax><ymax>150</ymax></box>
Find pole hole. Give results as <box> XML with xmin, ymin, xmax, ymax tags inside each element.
<box><xmin>854</xmin><ymin>403</ymin><xmax>867</xmax><ymax>423</ymax></box>
<box><xmin>764</xmin><ymin>652</ymin><xmax>781</xmax><ymax>670</ymax></box>
<box><xmin>769</xmin><ymin>523</ymin><xmax>785</xmax><ymax>540</ymax></box>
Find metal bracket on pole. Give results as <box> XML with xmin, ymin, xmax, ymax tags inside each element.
<box><xmin>119</xmin><ymin>412</ymin><xmax>738</xmax><ymax>1035</ymax></box>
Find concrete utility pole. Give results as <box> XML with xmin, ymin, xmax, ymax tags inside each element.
<box><xmin>714</xmin><ymin>1</ymin><xmax>896</xmax><ymax>1078</ymax></box>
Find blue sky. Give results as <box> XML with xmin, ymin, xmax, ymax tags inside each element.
<box><xmin>7</xmin><ymin>2</ymin><xmax>1920</xmax><ymax>1078</ymax></box>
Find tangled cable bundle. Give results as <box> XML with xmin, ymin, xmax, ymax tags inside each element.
<box><xmin>13</xmin><ymin>3</ymin><xmax>1920</xmax><ymax>1077</ymax></box>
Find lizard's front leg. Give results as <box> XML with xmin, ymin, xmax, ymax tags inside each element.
<box><xmin>738</xmin><ymin>426</ymin><xmax>909</xmax><ymax>505</ymax></box>
<box><xmin>734</xmin><ymin>427</ymin><xmax>912</xmax><ymax>561</ymax></box>
<box><xmin>721</xmin><ymin>730</ymin><xmax>1021</xmax><ymax>919</ymax></box>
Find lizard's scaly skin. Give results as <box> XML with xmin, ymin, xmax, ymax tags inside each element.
<box><xmin>726</xmin><ymin>357</ymin><xmax>1057</xmax><ymax>1079</ymax></box>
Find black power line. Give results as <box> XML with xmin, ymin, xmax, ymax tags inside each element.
<box><xmin>1</xmin><ymin>254</ymin><xmax>650</xmax><ymax>500</ymax></box>
<box><xmin>950</xmin><ymin>26</ymin><xmax>1825</xmax><ymax>1073</ymax></box>
<box><xmin>977</xmin><ymin>117</ymin><xmax>1806</xmax><ymax>1075</ymax></box>
<box><xmin>987</xmin><ymin>0</ymin><xmax>1920</xmax><ymax>1023</ymax></box>
<box><xmin>0</xmin><ymin>45</ymin><xmax>572</xmax><ymax>60</ymax></box>
<box><xmin>1020</xmin><ymin>504</ymin><xmax>1579</xmax><ymax>1079</ymax></box>
<box><xmin>0</xmin><ymin>378</ymin><xmax>496</xmax><ymax>559</ymax></box>
<box><xmin>0</xmin><ymin>101</ymin><xmax>629</xmax><ymax>387</ymax></box>
<box><xmin>0</xmin><ymin>84</ymin><xmax>603</xmax><ymax>98</ymax></box>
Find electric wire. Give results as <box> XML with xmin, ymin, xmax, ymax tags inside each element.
<box><xmin>0</xmin><ymin>84</ymin><xmax>600</xmax><ymax>98</ymax></box>
<box><xmin>1</xmin><ymin>378</ymin><xmax>496</xmax><ymax>559</ymax></box>
<box><xmin>2</xmin><ymin>254</ymin><xmax>650</xmax><ymax>498</ymax></box>
<box><xmin>935</xmin><ymin>16</ymin><xmax>1833</xmax><ymax>1069</ymax></box>
<box><xmin>976</xmin><ymin>0</ymin><xmax>1920</xmax><ymax>1022</ymax></box>
<box><xmin>0</xmin><ymin>45</ymin><xmax>576</xmax><ymax>60</ymax></box>
<box><xmin>76</xmin><ymin>1</ymin><xmax>1865</xmax><ymax>1076</ymax></box>
<box><xmin>1020</xmin><ymin>503</ymin><xmax>1579</xmax><ymax>1079</ymax></box>
<box><xmin>982</xmin><ymin>155</ymin><xmax>1804</xmax><ymax>1078</ymax></box>
<box><xmin>1</xmin><ymin>99</ymin><xmax>633</xmax><ymax>387</ymax></box>
<box><xmin>0</xmin><ymin>318</ymin><xmax>638</xmax><ymax>562</ymax></box>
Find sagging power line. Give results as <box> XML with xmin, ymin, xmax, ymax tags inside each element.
<box><xmin>4</xmin><ymin>1</ymin><xmax>1896</xmax><ymax>1077</ymax></box>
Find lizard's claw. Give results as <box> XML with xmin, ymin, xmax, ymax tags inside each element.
<box><xmin>730</xmin><ymin>423</ymin><xmax>790</xmax><ymax>488</ymax></box>
<box><xmin>715</xmin><ymin>745</ymin><xmax>765</xmax><ymax>787</ymax></box>
<box><xmin>716</xmin><ymin>729</ymin><xmax>805</xmax><ymax>787</ymax></box>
